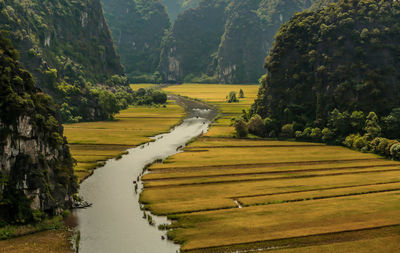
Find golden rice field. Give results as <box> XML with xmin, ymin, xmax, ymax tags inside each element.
<box><xmin>162</xmin><ymin>84</ymin><xmax>259</xmax><ymax>137</ymax></box>
<box><xmin>140</xmin><ymin>84</ymin><xmax>400</xmax><ymax>252</ymax></box>
<box><xmin>0</xmin><ymin>230</ymin><xmax>72</xmax><ymax>253</ymax></box>
<box><xmin>64</xmin><ymin>100</ymin><xmax>184</xmax><ymax>182</ymax></box>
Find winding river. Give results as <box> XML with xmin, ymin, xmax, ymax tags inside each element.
<box><xmin>76</xmin><ymin>96</ymin><xmax>217</xmax><ymax>253</ymax></box>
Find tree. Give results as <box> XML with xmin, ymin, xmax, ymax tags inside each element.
<box><xmin>248</xmin><ymin>114</ymin><xmax>264</xmax><ymax>136</ymax></box>
<box><xmin>281</xmin><ymin>124</ymin><xmax>294</xmax><ymax>138</ymax></box>
<box><xmin>310</xmin><ymin>128</ymin><xmax>322</xmax><ymax>141</ymax></box>
<box><xmin>239</xmin><ymin>89</ymin><xmax>244</xmax><ymax>98</ymax></box>
<box><xmin>98</xmin><ymin>90</ymin><xmax>119</xmax><ymax>119</ymax></box>
<box><xmin>364</xmin><ymin>112</ymin><xmax>381</xmax><ymax>140</ymax></box>
<box><xmin>350</xmin><ymin>111</ymin><xmax>365</xmax><ymax>133</ymax></box>
<box><xmin>382</xmin><ymin>108</ymin><xmax>400</xmax><ymax>139</ymax></box>
<box><xmin>227</xmin><ymin>91</ymin><xmax>238</xmax><ymax>103</ymax></box>
<box><xmin>233</xmin><ymin>118</ymin><xmax>248</xmax><ymax>138</ymax></box>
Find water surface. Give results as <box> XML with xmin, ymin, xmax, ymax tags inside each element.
<box><xmin>77</xmin><ymin>98</ymin><xmax>216</xmax><ymax>253</ymax></box>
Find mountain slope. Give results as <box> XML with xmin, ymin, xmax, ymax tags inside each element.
<box><xmin>161</xmin><ymin>0</ymin><xmax>200</xmax><ymax>21</ymax></box>
<box><xmin>0</xmin><ymin>0</ymin><xmax>124</xmax><ymax>122</ymax></box>
<box><xmin>101</xmin><ymin>0</ymin><xmax>170</xmax><ymax>82</ymax></box>
<box><xmin>252</xmin><ymin>0</ymin><xmax>400</xmax><ymax>128</ymax></box>
<box><xmin>0</xmin><ymin>33</ymin><xmax>77</xmax><ymax>224</ymax></box>
<box><xmin>159</xmin><ymin>0</ymin><xmax>317</xmax><ymax>83</ymax></box>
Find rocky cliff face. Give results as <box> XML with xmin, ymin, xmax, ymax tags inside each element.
<box><xmin>101</xmin><ymin>0</ymin><xmax>170</xmax><ymax>82</ymax></box>
<box><xmin>0</xmin><ymin>0</ymin><xmax>124</xmax><ymax>122</ymax></box>
<box><xmin>159</xmin><ymin>0</ymin><xmax>230</xmax><ymax>83</ymax></box>
<box><xmin>159</xmin><ymin>0</ymin><xmax>317</xmax><ymax>84</ymax></box>
<box><xmin>0</xmin><ymin>34</ymin><xmax>77</xmax><ymax>224</ymax></box>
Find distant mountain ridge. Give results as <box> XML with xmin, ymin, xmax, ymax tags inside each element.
<box><xmin>159</xmin><ymin>0</ymin><xmax>319</xmax><ymax>84</ymax></box>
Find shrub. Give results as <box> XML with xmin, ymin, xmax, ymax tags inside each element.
<box><xmin>248</xmin><ymin>114</ymin><xmax>264</xmax><ymax>136</ymax></box>
<box><xmin>353</xmin><ymin>135</ymin><xmax>368</xmax><ymax>150</ymax></box>
<box><xmin>239</xmin><ymin>89</ymin><xmax>244</xmax><ymax>98</ymax></box>
<box><xmin>343</xmin><ymin>134</ymin><xmax>359</xmax><ymax>148</ymax></box>
<box><xmin>227</xmin><ymin>91</ymin><xmax>238</xmax><ymax>103</ymax></box>
<box><xmin>233</xmin><ymin>118</ymin><xmax>248</xmax><ymax>138</ymax></box>
<box><xmin>322</xmin><ymin>128</ymin><xmax>334</xmax><ymax>142</ymax></box>
<box><xmin>281</xmin><ymin>124</ymin><xmax>294</xmax><ymax>138</ymax></box>
<box><xmin>310</xmin><ymin>128</ymin><xmax>322</xmax><ymax>141</ymax></box>
<box><xmin>390</xmin><ymin>143</ymin><xmax>400</xmax><ymax>159</ymax></box>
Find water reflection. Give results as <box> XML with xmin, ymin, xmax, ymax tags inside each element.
<box><xmin>76</xmin><ymin>107</ymin><xmax>213</xmax><ymax>253</ymax></box>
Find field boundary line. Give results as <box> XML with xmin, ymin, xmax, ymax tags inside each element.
<box><xmin>149</xmin><ymin>158</ymin><xmax>382</xmax><ymax>171</ymax></box>
<box><xmin>144</xmin><ymin>168</ymin><xmax>400</xmax><ymax>188</ymax></box>
<box><xmin>144</xmin><ymin>164</ymin><xmax>400</xmax><ymax>181</ymax></box>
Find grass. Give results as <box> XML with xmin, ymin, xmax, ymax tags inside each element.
<box><xmin>64</xmin><ymin>101</ymin><xmax>184</xmax><ymax>182</ymax></box>
<box><xmin>139</xmin><ymin>84</ymin><xmax>400</xmax><ymax>252</ymax></box>
<box><xmin>129</xmin><ymin>83</ymin><xmax>158</xmax><ymax>90</ymax></box>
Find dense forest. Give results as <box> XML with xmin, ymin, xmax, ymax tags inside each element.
<box><xmin>0</xmin><ymin>0</ymin><xmax>129</xmax><ymax>122</ymax></box>
<box><xmin>246</xmin><ymin>0</ymin><xmax>400</xmax><ymax>159</ymax></box>
<box><xmin>0</xmin><ymin>33</ymin><xmax>77</xmax><ymax>225</ymax></box>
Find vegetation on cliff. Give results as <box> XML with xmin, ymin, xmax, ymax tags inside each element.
<box><xmin>101</xmin><ymin>0</ymin><xmax>170</xmax><ymax>83</ymax></box>
<box><xmin>0</xmin><ymin>33</ymin><xmax>77</xmax><ymax>225</ymax></box>
<box><xmin>0</xmin><ymin>0</ymin><xmax>127</xmax><ymax>122</ymax></box>
<box><xmin>248</xmin><ymin>0</ymin><xmax>400</xmax><ymax>158</ymax></box>
<box><xmin>159</xmin><ymin>0</ymin><xmax>317</xmax><ymax>84</ymax></box>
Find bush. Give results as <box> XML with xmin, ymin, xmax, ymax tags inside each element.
<box><xmin>239</xmin><ymin>89</ymin><xmax>244</xmax><ymax>98</ymax></box>
<box><xmin>281</xmin><ymin>124</ymin><xmax>294</xmax><ymax>138</ymax></box>
<box><xmin>390</xmin><ymin>143</ymin><xmax>400</xmax><ymax>159</ymax></box>
<box><xmin>353</xmin><ymin>135</ymin><xmax>368</xmax><ymax>150</ymax></box>
<box><xmin>233</xmin><ymin>118</ymin><xmax>248</xmax><ymax>138</ymax></box>
<box><xmin>322</xmin><ymin>128</ymin><xmax>334</xmax><ymax>142</ymax></box>
<box><xmin>247</xmin><ymin>114</ymin><xmax>264</xmax><ymax>136</ymax></box>
<box><xmin>343</xmin><ymin>134</ymin><xmax>359</xmax><ymax>148</ymax></box>
<box><xmin>310</xmin><ymin>128</ymin><xmax>322</xmax><ymax>141</ymax></box>
<box><xmin>227</xmin><ymin>91</ymin><xmax>238</xmax><ymax>103</ymax></box>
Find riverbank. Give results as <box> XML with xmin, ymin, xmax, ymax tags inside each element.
<box><xmin>75</xmin><ymin>95</ymin><xmax>218</xmax><ymax>252</ymax></box>
<box><xmin>141</xmin><ymin>84</ymin><xmax>400</xmax><ymax>252</ymax></box>
<box><xmin>64</xmin><ymin>99</ymin><xmax>185</xmax><ymax>182</ymax></box>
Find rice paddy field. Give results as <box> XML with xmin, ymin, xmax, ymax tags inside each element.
<box><xmin>64</xmin><ymin>97</ymin><xmax>184</xmax><ymax>182</ymax></box>
<box><xmin>162</xmin><ymin>84</ymin><xmax>260</xmax><ymax>137</ymax></box>
<box><xmin>139</xmin><ymin>84</ymin><xmax>400</xmax><ymax>252</ymax></box>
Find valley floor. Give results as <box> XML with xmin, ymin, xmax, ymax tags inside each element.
<box><xmin>140</xmin><ymin>84</ymin><xmax>400</xmax><ymax>252</ymax></box>
<box><xmin>64</xmin><ymin>84</ymin><xmax>185</xmax><ymax>182</ymax></box>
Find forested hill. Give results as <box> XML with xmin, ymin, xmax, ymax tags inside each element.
<box><xmin>101</xmin><ymin>0</ymin><xmax>170</xmax><ymax>82</ymax></box>
<box><xmin>159</xmin><ymin>0</ymin><xmax>318</xmax><ymax>84</ymax></box>
<box><xmin>251</xmin><ymin>0</ymin><xmax>400</xmax><ymax>139</ymax></box>
<box><xmin>0</xmin><ymin>0</ymin><xmax>125</xmax><ymax>122</ymax></box>
<box><xmin>0</xmin><ymin>33</ymin><xmax>77</xmax><ymax>224</ymax></box>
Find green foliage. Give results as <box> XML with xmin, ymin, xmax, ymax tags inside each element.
<box><xmin>247</xmin><ymin>114</ymin><xmax>264</xmax><ymax>136</ymax></box>
<box><xmin>0</xmin><ymin>0</ymin><xmax>124</xmax><ymax>122</ymax></box>
<box><xmin>253</xmin><ymin>0</ymin><xmax>400</xmax><ymax>136</ymax></box>
<box><xmin>238</xmin><ymin>89</ymin><xmax>244</xmax><ymax>98</ymax></box>
<box><xmin>364</xmin><ymin>112</ymin><xmax>381</xmax><ymax>140</ymax></box>
<box><xmin>102</xmin><ymin>0</ymin><xmax>170</xmax><ymax>81</ymax></box>
<box><xmin>0</xmin><ymin>33</ymin><xmax>77</xmax><ymax>225</ymax></box>
<box><xmin>233</xmin><ymin>118</ymin><xmax>248</xmax><ymax>138</ymax></box>
<box><xmin>227</xmin><ymin>91</ymin><xmax>238</xmax><ymax>103</ymax></box>
<box><xmin>160</xmin><ymin>0</ymin><xmax>316</xmax><ymax>83</ymax></box>
<box><xmin>280</xmin><ymin>124</ymin><xmax>294</xmax><ymax>138</ymax></box>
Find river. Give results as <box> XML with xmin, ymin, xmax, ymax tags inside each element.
<box><xmin>76</xmin><ymin>96</ymin><xmax>217</xmax><ymax>253</ymax></box>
